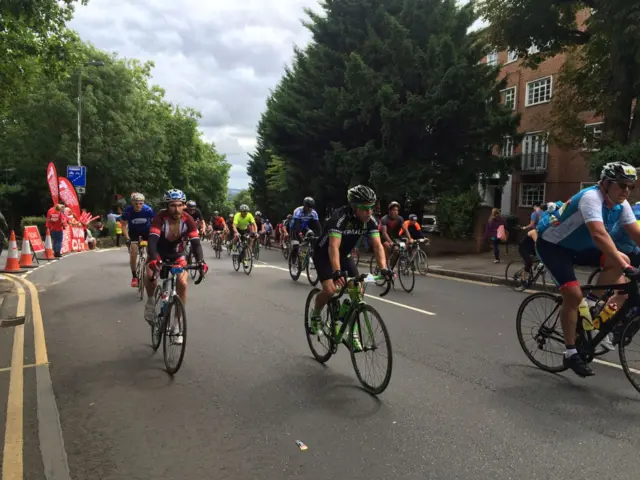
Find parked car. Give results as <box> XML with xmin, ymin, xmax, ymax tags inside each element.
<box><xmin>422</xmin><ymin>214</ymin><xmax>439</xmax><ymax>233</ymax></box>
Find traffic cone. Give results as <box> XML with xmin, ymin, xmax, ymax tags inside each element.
<box><xmin>2</xmin><ymin>231</ymin><xmax>25</xmax><ymax>273</ymax></box>
<box><xmin>44</xmin><ymin>228</ymin><xmax>55</xmax><ymax>260</ymax></box>
<box><xmin>19</xmin><ymin>233</ymin><xmax>36</xmax><ymax>268</ymax></box>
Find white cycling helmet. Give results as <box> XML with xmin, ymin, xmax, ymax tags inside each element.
<box><xmin>546</xmin><ymin>202</ymin><xmax>557</xmax><ymax>213</ymax></box>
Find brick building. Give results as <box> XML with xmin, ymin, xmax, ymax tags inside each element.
<box><xmin>479</xmin><ymin>14</ymin><xmax>605</xmax><ymax>224</ymax></box>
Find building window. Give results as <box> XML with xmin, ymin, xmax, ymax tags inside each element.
<box><xmin>528</xmin><ymin>44</ymin><xmax>539</xmax><ymax>54</ymax></box>
<box><xmin>500</xmin><ymin>136</ymin><xmax>514</xmax><ymax>157</ymax></box>
<box><xmin>507</xmin><ymin>50</ymin><xmax>518</xmax><ymax>63</ymax></box>
<box><xmin>501</xmin><ymin>86</ymin><xmax>516</xmax><ymax>110</ymax></box>
<box><xmin>521</xmin><ymin>132</ymin><xmax>548</xmax><ymax>171</ymax></box>
<box><xmin>580</xmin><ymin>182</ymin><xmax>597</xmax><ymax>190</ymax></box>
<box><xmin>487</xmin><ymin>51</ymin><xmax>498</xmax><ymax>66</ymax></box>
<box><xmin>526</xmin><ymin>77</ymin><xmax>552</xmax><ymax>106</ymax></box>
<box><xmin>520</xmin><ymin>183</ymin><xmax>545</xmax><ymax>207</ymax></box>
<box><xmin>583</xmin><ymin>122</ymin><xmax>603</xmax><ymax>151</ymax></box>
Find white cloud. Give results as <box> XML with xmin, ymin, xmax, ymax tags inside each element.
<box><xmin>69</xmin><ymin>0</ymin><xmax>320</xmax><ymax>189</ymax></box>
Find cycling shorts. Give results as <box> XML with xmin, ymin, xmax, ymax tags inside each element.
<box><xmin>312</xmin><ymin>249</ymin><xmax>358</xmax><ymax>283</ymax></box>
<box><xmin>536</xmin><ymin>237</ymin><xmax>601</xmax><ymax>289</ymax></box>
<box><xmin>130</xmin><ymin>231</ymin><xmax>149</xmax><ymax>242</ymax></box>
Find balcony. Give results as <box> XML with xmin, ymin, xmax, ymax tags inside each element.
<box><xmin>519</xmin><ymin>152</ymin><xmax>548</xmax><ymax>173</ymax></box>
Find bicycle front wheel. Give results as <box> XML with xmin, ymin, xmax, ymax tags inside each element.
<box><xmin>243</xmin><ymin>247</ymin><xmax>253</xmax><ymax>275</ymax></box>
<box><xmin>304</xmin><ymin>288</ymin><xmax>334</xmax><ymax>363</ymax></box>
<box><xmin>289</xmin><ymin>251</ymin><xmax>301</xmax><ymax>281</ymax></box>
<box><xmin>232</xmin><ymin>248</ymin><xmax>241</xmax><ymax>271</ymax></box>
<box><xmin>151</xmin><ymin>285</ymin><xmax>164</xmax><ymax>351</ymax></box>
<box><xmin>398</xmin><ymin>257</ymin><xmax>415</xmax><ymax>293</ymax></box>
<box><xmin>253</xmin><ymin>243</ymin><xmax>260</xmax><ymax>261</ymax></box>
<box><xmin>163</xmin><ymin>296</ymin><xmax>187</xmax><ymax>375</ymax></box>
<box><xmin>349</xmin><ymin>304</ymin><xmax>392</xmax><ymax>395</ymax></box>
<box><xmin>415</xmin><ymin>250</ymin><xmax>428</xmax><ymax>276</ymax></box>
<box><xmin>306</xmin><ymin>253</ymin><xmax>318</xmax><ymax>286</ymax></box>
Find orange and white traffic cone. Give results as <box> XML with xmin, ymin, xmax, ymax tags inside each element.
<box><xmin>19</xmin><ymin>233</ymin><xmax>36</xmax><ymax>268</ymax></box>
<box><xmin>2</xmin><ymin>231</ymin><xmax>25</xmax><ymax>273</ymax></box>
<box><xmin>44</xmin><ymin>228</ymin><xmax>55</xmax><ymax>260</ymax></box>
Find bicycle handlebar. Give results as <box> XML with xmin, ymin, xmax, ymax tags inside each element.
<box><xmin>157</xmin><ymin>262</ymin><xmax>206</xmax><ymax>285</ymax></box>
<box><xmin>333</xmin><ymin>272</ymin><xmax>393</xmax><ymax>299</ymax></box>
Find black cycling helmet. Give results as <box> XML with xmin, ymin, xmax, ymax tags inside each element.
<box><xmin>303</xmin><ymin>197</ymin><xmax>315</xmax><ymax>208</ymax></box>
<box><xmin>601</xmin><ymin>162</ymin><xmax>638</xmax><ymax>182</ymax></box>
<box><xmin>347</xmin><ymin>185</ymin><xmax>377</xmax><ymax>204</ymax></box>
<box><xmin>388</xmin><ymin>201</ymin><xmax>400</xmax><ymax>210</ymax></box>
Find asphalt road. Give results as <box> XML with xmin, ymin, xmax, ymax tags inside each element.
<box><xmin>5</xmin><ymin>245</ymin><xmax>640</xmax><ymax>479</ymax></box>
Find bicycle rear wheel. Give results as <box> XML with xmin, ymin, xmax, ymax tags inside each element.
<box><xmin>304</xmin><ymin>288</ymin><xmax>334</xmax><ymax>363</ymax></box>
<box><xmin>253</xmin><ymin>243</ymin><xmax>260</xmax><ymax>261</ymax></box>
<box><xmin>163</xmin><ymin>296</ymin><xmax>187</xmax><ymax>375</ymax></box>
<box><xmin>289</xmin><ymin>251</ymin><xmax>301</xmax><ymax>281</ymax></box>
<box><xmin>516</xmin><ymin>292</ymin><xmax>568</xmax><ymax>373</ymax></box>
<box><xmin>349</xmin><ymin>304</ymin><xmax>392</xmax><ymax>394</ymax></box>
<box><xmin>398</xmin><ymin>257</ymin><xmax>415</xmax><ymax>293</ymax></box>
<box><xmin>587</xmin><ymin>268</ymin><xmax>601</xmax><ymax>285</ymax></box>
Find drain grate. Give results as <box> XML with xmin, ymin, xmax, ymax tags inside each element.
<box><xmin>0</xmin><ymin>316</ymin><xmax>26</xmax><ymax>328</ymax></box>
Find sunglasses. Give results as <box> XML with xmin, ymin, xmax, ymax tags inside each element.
<box><xmin>616</xmin><ymin>182</ymin><xmax>636</xmax><ymax>191</ymax></box>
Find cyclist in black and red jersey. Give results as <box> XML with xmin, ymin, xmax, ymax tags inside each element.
<box><xmin>186</xmin><ymin>200</ymin><xmax>207</xmax><ymax>236</ymax></box>
<box><xmin>144</xmin><ymin>189</ymin><xmax>208</xmax><ymax>325</ymax></box>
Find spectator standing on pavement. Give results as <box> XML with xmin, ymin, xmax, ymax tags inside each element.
<box><xmin>46</xmin><ymin>204</ymin><xmax>67</xmax><ymax>257</ymax></box>
<box><xmin>485</xmin><ymin>208</ymin><xmax>507</xmax><ymax>264</ymax></box>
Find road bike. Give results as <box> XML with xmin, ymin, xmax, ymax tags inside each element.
<box><xmin>150</xmin><ymin>262</ymin><xmax>204</xmax><ymax>375</ymax></box>
<box><xmin>406</xmin><ymin>238</ymin><xmax>429</xmax><ymax>276</ymax></box>
<box><xmin>211</xmin><ymin>231</ymin><xmax>224</xmax><ymax>259</ymax></box>
<box><xmin>184</xmin><ymin>241</ymin><xmax>199</xmax><ymax>281</ymax></box>
<box><xmin>350</xmin><ymin>248</ymin><xmax>360</xmax><ymax>267</ymax></box>
<box><xmin>135</xmin><ymin>239</ymin><xmax>148</xmax><ymax>300</ymax></box>
<box><xmin>282</xmin><ymin>237</ymin><xmax>291</xmax><ymax>260</ymax></box>
<box><xmin>288</xmin><ymin>233</ymin><xmax>318</xmax><ymax>285</ymax></box>
<box><xmin>516</xmin><ymin>270</ymin><xmax>640</xmax><ymax>393</ymax></box>
<box><xmin>252</xmin><ymin>234</ymin><xmax>261</xmax><ymax>261</ymax></box>
<box><xmin>369</xmin><ymin>238</ymin><xmax>415</xmax><ymax>292</ymax></box>
<box><xmin>304</xmin><ymin>272</ymin><xmax>393</xmax><ymax>394</ymax></box>
<box><xmin>232</xmin><ymin>233</ymin><xmax>254</xmax><ymax>275</ymax></box>
<box><xmin>505</xmin><ymin>258</ymin><xmax>554</xmax><ymax>292</ymax></box>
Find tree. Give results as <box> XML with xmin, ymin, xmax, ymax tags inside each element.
<box><xmin>231</xmin><ymin>189</ymin><xmax>253</xmax><ymax>211</ymax></box>
<box><xmin>478</xmin><ymin>0</ymin><xmax>640</xmax><ymax>167</ymax></box>
<box><xmin>249</xmin><ymin>0</ymin><xmax>519</xmax><ymax>215</ymax></box>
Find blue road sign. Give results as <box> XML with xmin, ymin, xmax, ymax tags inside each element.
<box><xmin>66</xmin><ymin>165</ymin><xmax>87</xmax><ymax>188</ymax></box>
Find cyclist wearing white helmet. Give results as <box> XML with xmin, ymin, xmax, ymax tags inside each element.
<box><xmin>144</xmin><ymin>189</ymin><xmax>208</xmax><ymax>330</ymax></box>
<box><xmin>536</xmin><ymin>161</ymin><xmax>640</xmax><ymax>377</ymax></box>
<box><xmin>121</xmin><ymin>192</ymin><xmax>155</xmax><ymax>289</ymax></box>
<box><xmin>186</xmin><ymin>200</ymin><xmax>207</xmax><ymax>237</ymax></box>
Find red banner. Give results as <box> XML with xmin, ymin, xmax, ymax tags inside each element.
<box><xmin>24</xmin><ymin>226</ymin><xmax>45</xmax><ymax>254</ymax></box>
<box><xmin>60</xmin><ymin>225</ymin><xmax>87</xmax><ymax>254</ymax></box>
<box><xmin>58</xmin><ymin>177</ymin><xmax>81</xmax><ymax>219</ymax></box>
<box><xmin>47</xmin><ymin>162</ymin><xmax>59</xmax><ymax>206</ymax></box>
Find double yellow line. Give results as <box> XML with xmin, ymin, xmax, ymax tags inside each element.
<box><xmin>2</xmin><ymin>275</ymin><xmax>48</xmax><ymax>480</ymax></box>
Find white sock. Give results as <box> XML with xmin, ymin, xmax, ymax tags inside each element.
<box><xmin>566</xmin><ymin>348</ymin><xmax>577</xmax><ymax>358</ymax></box>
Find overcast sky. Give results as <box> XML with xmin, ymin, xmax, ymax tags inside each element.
<box><xmin>70</xmin><ymin>0</ymin><xmax>478</xmax><ymax>190</ymax></box>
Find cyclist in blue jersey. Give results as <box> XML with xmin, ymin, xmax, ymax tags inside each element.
<box><xmin>122</xmin><ymin>193</ymin><xmax>155</xmax><ymax>288</ymax></box>
<box><xmin>609</xmin><ymin>204</ymin><xmax>640</xmax><ymax>266</ymax></box>
<box><xmin>536</xmin><ymin>162</ymin><xmax>640</xmax><ymax>377</ymax></box>
<box><xmin>291</xmin><ymin>197</ymin><xmax>321</xmax><ymax>261</ymax></box>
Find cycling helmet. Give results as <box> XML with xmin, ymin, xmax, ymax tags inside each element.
<box><xmin>287</xmin><ymin>213</ymin><xmax>292</xmax><ymax>219</ymax></box>
<box><xmin>303</xmin><ymin>197</ymin><xmax>315</xmax><ymax>208</ymax></box>
<box><xmin>163</xmin><ymin>189</ymin><xmax>186</xmax><ymax>203</ymax></box>
<box><xmin>546</xmin><ymin>202</ymin><xmax>557</xmax><ymax>213</ymax></box>
<box><xmin>186</xmin><ymin>200</ymin><xmax>197</xmax><ymax>208</ymax></box>
<box><xmin>409</xmin><ymin>214</ymin><xmax>418</xmax><ymax>221</ymax></box>
<box><xmin>131</xmin><ymin>192</ymin><xmax>145</xmax><ymax>202</ymax></box>
<box><xmin>255</xmin><ymin>211</ymin><xmax>262</xmax><ymax>217</ymax></box>
<box><xmin>240</xmin><ymin>204</ymin><xmax>249</xmax><ymax>212</ymax></box>
<box><xmin>388</xmin><ymin>201</ymin><xmax>400</xmax><ymax>210</ymax></box>
<box><xmin>347</xmin><ymin>185</ymin><xmax>377</xmax><ymax>204</ymax></box>
<box><xmin>601</xmin><ymin>162</ymin><xmax>638</xmax><ymax>182</ymax></box>
<box><xmin>213</xmin><ymin>210</ymin><xmax>219</xmax><ymax>216</ymax></box>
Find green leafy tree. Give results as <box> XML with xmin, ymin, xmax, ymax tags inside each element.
<box><xmin>249</xmin><ymin>0</ymin><xmax>519</xmax><ymax>214</ymax></box>
<box><xmin>231</xmin><ymin>189</ymin><xmax>253</xmax><ymax>211</ymax></box>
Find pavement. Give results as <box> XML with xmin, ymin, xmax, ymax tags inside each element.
<box><xmin>2</xmin><ymin>246</ymin><xmax>640</xmax><ymax>479</ymax></box>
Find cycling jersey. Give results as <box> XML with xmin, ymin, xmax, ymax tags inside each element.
<box><xmin>316</xmin><ymin>205</ymin><xmax>379</xmax><ymax>256</ymax></box>
<box><xmin>399</xmin><ymin>220</ymin><xmax>423</xmax><ymax>238</ymax></box>
<box><xmin>233</xmin><ymin>212</ymin><xmax>255</xmax><ymax>231</ymax></box>
<box><xmin>187</xmin><ymin>208</ymin><xmax>203</xmax><ymax>223</ymax></box>
<box><xmin>255</xmin><ymin>218</ymin><xmax>264</xmax><ymax>231</ymax></box>
<box><xmin>148</xmin><ymin>210</ymin><xmax>203</xmax><ymax>262</ymax></box>
<box><xmin>292</xmin><ymin>206</ymin><xmax>319</xmax><ymax>231</ymax></box>
<box><xmin>380</xmin><ymin>214</ymin><xmax>405</xmax><ymax>240</ymax></box>
<box><xmin>610</xmin><ymin>204</ymin><xmax>640</xmax><ymax>254</ymax></box>
<box><xmin>121</xmin><ymin>204</ymin><xmax>155</xmax><ymax>234</ymax></box>
<box><xmin>211</xmin><ymin>217</ymin><xmax>226</xmax><ymax>231</ymax></box>
<box><xmin>537</xmin><ymin>185</ymin><xmax>635</xmax><ymax>252</ymax></box>
<box><xmin>264</xmin><ymin>222</ymin><xmax>273</xmax><ymax>233</ymax></box>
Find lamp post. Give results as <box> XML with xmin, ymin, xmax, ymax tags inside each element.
<box><xmin>77</xmin><ymin>60</ymin><xmax>105</xmax><ymax>167</ymax></box>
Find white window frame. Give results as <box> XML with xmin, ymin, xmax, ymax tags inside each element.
<box><xmin>519</xmin><ymin>183</ymin><xmax>546</xmax><ymax>207</ymax></box>
<box><xmin>507</xmin><ymin>49</ymin><xmax>518</xmax><ymax>63</ymax></box>
<box><xmin>580</xmin><ymin>182</ymin><xmax>597</xmax><ymax>190</ymax></box>
<box><xmin>486</xmin><ymin>50</ymin><xmax>498</xmax><ymax>66</ymax></box>
<box><xmin>521</xmin><ymin>131</ymin><xmax>549</xmax><ymax>171</ymax></box>
<box><xmin>582</xmin><ymin>122</ymin><xmax>604</xmax><ymax>151</ymax></box>
<box><xmin>500</xmin><ymin>136</ymin><xmax>514</xmax><ymax>157</ymax></box>
<box><xmin>525</xmin><ymin>76</ymin><xmax>553</xmax><ymax>106</ymax></box>
<box><xmin>500</xmin><ymin>86</ymin><xmax>517</xmax><ymax>110</ymax></box>
<box><xmin>528</xmin><ymin>44</ymin><xmax>539</xmax><ymax>54</ymax></box>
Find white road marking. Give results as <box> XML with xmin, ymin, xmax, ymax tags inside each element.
<box><xmin>594</xmin><ymin>358</ymin><xmax>640</xmax><ymax>375</ymax></box>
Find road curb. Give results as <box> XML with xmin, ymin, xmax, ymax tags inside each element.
<box><xmin>427</xmin><ymin>266</ymin><xmax>556</xmax><ymax>292</ymax></box>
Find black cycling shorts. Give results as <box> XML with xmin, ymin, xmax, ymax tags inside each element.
<box><xmin>312</xmin><ymin>249</ymin><xmax>358</xmax><ymax>283</ymax></box>
<box><xmin>536</xmin><ymin>237</ymin><xmax>601</xmax><ymax>289</ymax></box>
<box><xmin>130</xmin><ymin>231</ymin><xmax>149</xmax><ymax>242</ymax></box>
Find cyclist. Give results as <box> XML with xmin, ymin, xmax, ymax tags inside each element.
<box><xmin>144</xmin><ymin>189</ymin><xmax>208</xmax><ymax>335</ymax></box>
<box><xmin>186</xmin><ymin>200</ymin><xmax>207</xmax><ymax>237</ymax></box>
<box><xmin>210</xmin><ymin>211</ymin><xmax>228</xmax><ymax>247</ymax></box>
<box><xmin>380</xmin><ymin>201</ymin><xmax>413</xmax><ymax>265</ymax></box>
<box><xmin>399</xmin><ymin>214</ymin><xmax>425</xmax><ymax>240</ymax></box>
<box><xmin>232</xmin><ymin>204</ymin><xmax>257</xmax><ymax>255</ymax></box>
<box><xmin>121</xmin><ymin>193</ymin><xmax>155</xmax><ymax>288</ymax></box>
<box><xmin>309</xmin><ymin>185</ymin><xmax>391</xmax><ymax>349</ymax></box>
<box><xmin>291</xmin><ymin>197</ymin><xmax>322</xmax><ymax>259</ymax></box>
<box><xmin>254</xmin><ymin>211</ymin><xmax>266</xmax><ymax>244</ymax></box>
<box><xmin>536</xmin><ymin>162</ymin><xmax>640</xmax><ymax>377</ymax></box>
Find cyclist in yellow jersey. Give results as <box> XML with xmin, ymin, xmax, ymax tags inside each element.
<box><xmin>232</xmin><ymin>204</ymin><xmax>257</xmax><ymax>252</ymax></box>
